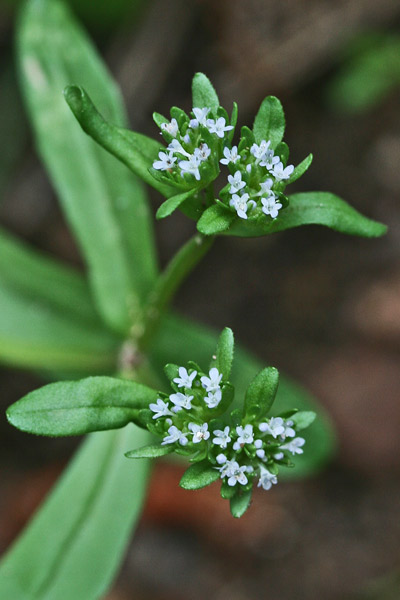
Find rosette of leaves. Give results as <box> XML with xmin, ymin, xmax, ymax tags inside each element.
<box><xmin>65</xmin><ymin>73</ymin><xmax>386</xmax><ymax>239</ymax></box>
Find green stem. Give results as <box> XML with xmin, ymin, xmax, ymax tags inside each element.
<box><xmin>137</xmin><ymin>233</ymin><xmax>214</xmax><ymax>351</ymax></box>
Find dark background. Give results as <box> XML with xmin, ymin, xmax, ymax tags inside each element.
<box><xmin>0</xmin><ymin>1</ymin><xmax>399</xmax><ymax>598</ymax></box>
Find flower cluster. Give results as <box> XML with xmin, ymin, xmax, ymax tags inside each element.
<box><xmin>152</xmin><ymin>104</ymin><xmax>295</xmax><ymax>223</ymax></box>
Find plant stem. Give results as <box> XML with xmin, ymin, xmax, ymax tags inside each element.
<box><xmin>137</xmin><ymin>233</ymin><xmax>214</xmax><ymax>351</ymax></box>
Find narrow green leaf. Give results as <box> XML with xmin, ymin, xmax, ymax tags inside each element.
<box><xmin>18</xmin><ymin>0</ymin><xmax>159</xmax><ymax>334</ymax></box>
<box><xmin>179</xmin><ymin>460</ymin><xmax>220</xmax><ymax>490</ymax></box>
<box><xmin>244</xmin><ymin>367</ymin><xmax>279</xmax><ymax>420</ymax></box>
<box><xmin>0</xmin><ymin>426</ymin><xmax>151</xmax><ymax>599</ymax></box>
<box><xmin>287</xmin><ymin>153</ymin><xmax>313</xmax><ymax>184</ymax></box>
<box><xmin>291</xmin><ymin>411</ymin><xmax>316</xmax><ymax>431</ymax></box>
<box><xmin>125</xmin><ymin>444</ymin><xmax>173</xmax><ymax>459</ymax></box>
<box><xmin>192</xmin><ymin>73</ymin><xmax>219</xmax><ymax>113</ymax></box>
<box><xmin>253</xmin><ymin>96</ymin><xmax>285</xmax><ymax>148</ymax></box>
<box><xmin>7</xmin><ymin>376</ymin><xmax>158</xmax><ymax>437</ymax></box>
<box><xmin>214</xmin><ymin>327</ymin><xmax>234</xmax><ymax>380</ymax></box>
<box><xmin>226</xmin><ymin>191</ymin><xmax>387</xmax><ymax>238</ymax></box>
<box><xmin>156</xmin><ymin>189</ymin><xmax>197</xmax><ymax>220</ymax></box>
<box><xmin>197</xmin><ymin>204</ymin><xmax>235</xmax><ymax>235</ymax></box>
<box><xmin>230</xmin><ymin>489</ymin><xmax>252</xmax><ymax>518</ymax></box>
<box><xmin>0</xmin><ymin>282</ymin><xmax>119</xmax><ymax>373</ymax></box>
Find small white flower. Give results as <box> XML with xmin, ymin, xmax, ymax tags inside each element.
<box><xmin>254</xmin><ymin>439</ymin><xmax>265</xmax><ymax>459</ymax></box>
<box><xmin>149</xmin><ymin>398</ymin><xmax>173</xmax><ymax>419</ymax></box>
<box><xmin>182</xmin><ymin>133</ymin><xmax>191</xmax><ymax>144</ymax></box>
<box><xmin>162</xmin><ymin>425</ymin><xmax>188</xmax><ymax>446</ymax></box>
<box><xmin>173</xmin><ymin>367</ymin><xmax>197</xmax><ymax>389</ymax></box>
<box><xmin>256</xmin><ymin>178</ymin><xmax>274</xmax><ymax>196</ymax></box>
<box><xmin>274</xmin><ymin>452</ymin><xmax>284</xmax><ymax>460</ymax></box>
<box><xmin>258</xmin><ymin>466</ymin><xmax>278</xmax><ymax>490</ymax></box>
<box><xmin>272</xmin><ymin>161</ymin><xmax>294</xmax><ymax>181</ymax></box>
<box><xmin>259</xmin><ymin>150</ymin><xmax>279</xmax><ymax>170</ymax></box>
<box><xmin>228</xmin><ymin>465</ymin><xmax>249</xmax><ymax>486</ymax></box>
<box><xmin>160</xmin><ymin>118</ymin><xmax>178</xmax><ymax>137</ymax></box>
<box><xmin>235</xmin><ymin>424</ymin><xmax>254</xmax><ymax>446</ymax></box>
<box><xmin>220</xmin><ymin>146</ymin><xmax>239</xmax><ymax>165</ymax></box>
<box><xmin>250</xmin><ymin>140</ymin><xmax>271</xmax><ymax>163</ymax></box>
<box><xmin>168</xmin><ymin>139</ymin><xmax>191</xmax><ymax>158</ymax></box>
<box><xmin>193</xmin><ymin>143</ymin><xmax>211</xmax><ymax>162</ymax></box>
<box><xmin>212</xmin><ymin>426</ymin><xmax>231</xmax><ymax>449</ymax></box>
<box><xmin>153</xmin><ymin>151</ymin><xmax>177</xmax><ymax>171</ymax></box>
<box><xmin>246</xmin><ymin>164</ymin><xmax>252</xmax><ymax>173</ymax></box>
<box><xmin>228</xmin><ymin>171</ymin><xmax>246</xmax><ymax>194</ymax></box>
<box><xmin>259</xmin><ymin>417</ymin><xmax>285</xmax><ymax>438</ymax></box>
<box><xmin>169</xmin><ymin>392</ymin><xmax>194</xmax><ymax>412</ymax></box>
<box><xmin>189</xmin><ymin>107</ymin><xmax>210</xmax><ymax>128</ymax></box>
<box><xmin>216</xmin><ymin>453</ymin><xmax>227</xmax><ymax>465</ymax></box>
<box><xmin>282</xmin><ymin>420</ymin><xmax>296</xmax><ymax>439</ymax></box>
<box><xmin>206</xmin><ymin>117</ymin><xmax>234</xmax><ymax>138</ymax></box>
<box><xmin>261</xmin><ymin>196</ymin><xmax>282</xmax><ymax>219</ymax></box>
<box><xmin>201</xmin><ymin>367</ymin><xmax>223</xmax><ymax>392</ymax></box>
<box><xmin>219</xmin><ymin>458</ymin><xmax>239</xmax><ymax>479</ymax></box>
<box><xmin>204</xmin><ymin>388</ymin><xmax>222</xmax><ymax>409</ymax></box>
<box><xmin>229</xmin><ymin>193</ymin><xmax>256</xmax><ymax>220</ymax></box>
<box><xmin>179</xmin><ymin>155</ymin><xmax>202</xmax><ymax>181</ymax></box>
<box><xmin>281</xmin><ymin>437</ymin><xmax>305</xmax><ymax>455</ymax></box>
<box><xmin>188</xmin><ymin>422</ymin><xmax>210</xmax><ymax>443</ymax></box>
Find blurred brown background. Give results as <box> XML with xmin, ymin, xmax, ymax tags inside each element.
<box><xmin>0</xmin><ymin>0</ymin><xmax>400</xmax><ymax>598</ymax></box>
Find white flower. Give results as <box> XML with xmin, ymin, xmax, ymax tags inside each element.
<box><xmin>204</xmin><ymin>388</ymin><xmax>222</xmax><ymax>409</ymax></box>
<box><xmin>233</xmin><ymin>424</ymin><xmax>254</xmax><ymax>450</ymax></box>
<box><xmin>179</xmin><ymin>155</ymin><xmax>202</xmax><ymax>181</ymax></box>
<box><xmin>272</xmin><ymin>161</ymin><xmax>294</xmax><ymax>181</ymax></box>
<box><xmin>259</xmin><ymin>417</ymin><xmax>285</xmax><ymax>438</ymax></box>
<box><xmin>261</xmin><ymin>196</ymin><xmax>282</xmax><ymax>219</ymax></box>
<box><xmin>254</xmin><ymin>439</ymin><xmax>265</xmax><ymax>459</ymax></box>
<box><xmin>167</xmin><ymin>139</ymin><xmax>191</xmax><ymax>158</ymax></box>
<box><xmin>153</xmin><ymin>151</ymin><xmax>177</xmax><ymax>171</ymax></box>
<box><xmin>182</xmin><ymin>133</ymin><xmax>191</xmax><ymax>144</ymax></box>
<box><xmin>256</xmin><ymin>178</ymin><xmax>274</xmax><ymax>196</ymax></box>
<box><xmin>259</xmin><ymin>150</ymin><xmax>279</xmax><ymax>170</ymax></box>
<box><xmin>201</xmin><ymin>367</ymin><xmax>222</xmax><ymax>392</ymax></box>
<box><xmin>149</xmin><ymin>398</ymin><xmax>173</xmax><ymax>419</ymax></box>
<box><xmin>193</xmin><ymin>143</ymin><xmax>211</xmax><ymax>162</ymax></box>
<box><xmin>188</xmin><ymin>422</ymin><xmax>210</xmax><ymax>443</ymax></box>
<box><xmin>274</xmin><ymin>452</ymin><xmax>284</xmax><ymax>460</ymax></box>
<box><xmin>212</xmin><ymin>426</ymin><xmax>231</xmax><ymax>449</ymax></box>
<box><xmin>250</xmin><ymin>140</ymin><xmax>271</xmax><ymax>163</ymax></box>
<box><xmin>206</xmin><ymin>117</ymin><xmax>234</xmax><ymax>138</ymax></box>
<box><xmin>216</xmin><ymin>453</ymin><xmax>227</xmax><ymax>465</ymax></box>
<box><xmin>160</xmin><ymin>118</ymin><xmax>178</xmax><ymax>137</ymax></box>
<box><xmin>162</xmin><ymin>425</ymin><xmax>188</xmax><ymax>446</ymax></box>
<box><xmin>228</xmin><ymin>171</ymin><xmax>246</xmax><ymax>194</ymax></box>
<box><xmin>220</xmin><ymin>146</ymin><xmax>239</xmax><ymax>165</ymax></box>
<box><xmin>169</xmin><ymin>392</ymin><xmax>194</xmax><ymax>412</ymax></box>
<box><xmin>257</xmin><ymin>466</ymin><xmax>278</xmax><ymax>490</ymax></box>
<box><xmin>229</xmin><ymin>193</ymin><xmax>256</xmax><ymax>220</ymax></box>
<box><xmin>281</xmin><ymin>437</ymin><xmax>305</xmax><ymax>455</ymax></box>
<box><xmin>219</xmin><ymin>458</ymin><xmax>239</xmax><ymax>479</ymax></box>
<box><xmin>282</xmin><ymin>420</ymin><xmax>296</xmax><ymax>439</ymax></box>
<box><xmin>189</xmin><ymin>107</ymin><xmax>210</xmax><ymax>128</ymax></box>
<box><xmin>173</xmin><ymin>367</ymin><xmax>197</xmax><ymax>389</ymax></box>
<box><xmin>227</xmin><ymin>465</ymin><xmax>249</xmax><ymax>487</ymax></box>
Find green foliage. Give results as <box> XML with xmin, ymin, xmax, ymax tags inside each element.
<box><xmin>156</xmin><ymin>189</ymin><xmax>197</xmax><ymax>220</ymax></box>
<box><xmin>180</xmin><ymin>460</ymin><xmax>221</xmax><ymax>490</ymax></box>
<box><xmin>197</xmin><ymin>205</ymin><xmax>235</xmax><ymax>235</ymax></box>
<box><xmin>126</xmin><ymin>444</ymin><xmax>174</xmax><ymax>458</ymax></box>
<box><xmin>213</xmin><ymin>327</ymin><xmax>235</xmax><ymax>380</ymax></box>
<box><xmin>288</xmin><ymin>153</ymin><xmax>313</xmax><ymax>184</ymax></box>
<box><xmin>6</xmin><ymin>377</ymin><xmax>158</xmax><ymax>436</ymax></box>
<box><xmin>192</xmin><ymin>72</ymin><xmax>220</xmax><ymax>112</ymax></box>
<box><xmin>244</xmin><ymin>367</ymin><xmax>279</xmax><ymax>421</ymax></box>
<box><xmin>253</xmin><ymin>96</ymin><xmax>285</xmax><ymax>148</ymax></box>
<box><xmin>230</xmin><ymin>489</ymin><xmax>252</xmax><ymax>518</ymax></box>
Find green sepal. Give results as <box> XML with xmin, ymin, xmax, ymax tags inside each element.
<box><xmin>230</xmin><ymin>489</ymin><xmax>253</xmax><ymax>518</ymax></box>
<box><xmin>244</xmin><ymin>367</ymin><xmax>279</xmax><ymax>421</ymax></box>
<box><xmin>220</xmin><ymin>480</ymin><xmax>236</xmax><ymax>499</ymax></box>
<box><xmin>212</xmin><ymin>327</ymin><xmax>234</xmax><ymax>379</ymax></box>
<box><xmin>290</xmin><ymin>410</ymin><xmax>316</xmax><ymax>431</ymax></box>
<box><xmin>253</xmin><ymin>96</ymin><xmax>285</xmax><ymax>149</ymax></box>
<box><xmin>238</xmin><ymin>126</ymin><xmax>255</xmax><ymax>152</ymax></box>
<box><xmin>179</xmin><ymin>460</ymin><xmax>220</xmax><ymax>490</ymax></box>
<box><xmin>156</xmin><ymin>189</ymin><xmax>197</xmax><ymax>220</ymax></box>
<box><xmin>287</xmin><ymin>153</ymin><xmax>313</xmax><ymax>184</ymax></box>
<box><xmin>197</xmin><ymin>204</ymin><xmax>235</xmax><ymax>235</ymax></box>
<box><xmin>192</xmin><ymin>72</ymin><xmax>219</xmax><ymax>113</ymax></box>
<box><xmin>125</xmin><ymin>445</ymin><xmax>173</xmax><ymax>459</ymax></box>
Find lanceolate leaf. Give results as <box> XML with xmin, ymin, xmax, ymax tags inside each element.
<box><xmin>244</xmin><ymin>367</ymin><xmax>279</xmax><ymax>421</ymax></box>
<box><xmin>192</xmin><ymin>72</ymin><xmax>220</xmax><ymax>113</ymax></box>
<box><xmin>0</xmin><ymin>282</ymin><xmax>119</xmax><ymax>373</ymax></box>
<box><xmin>0</xmin><ymin>426</ymin><xmax>151</xmax><ymax>600</ymax></box>
<box><xmin>6</xmin><ymin>377</ymin><xmax>158</xmax><ymax>436</ymax></box>
<box><xmin>287</xmin><ymin>153</ymin><xmax>313</xmax><ymax>184</ymax></box>
<box><xmin>230</xmin><ymin>490</ymin><xmax>252</xmax><ymax>518</ymax></box>
<box><xmin>18</xmin><ymin>0</ymin><xmax>158</xmax><ymax>334</ymax></box>
<box><xmin>125</xmin><ymin>445</ymin><xmax>173</xmax><ymax>459</ymax></box>
<box><xmin>253</xmin><ymin>96</ymin><xmax>285</xmax><ymax>149</ymax></box>
<box><xmin>226</xmin><ymin>191</ymin><xmax>387</xmax><ymax>238</ymax></box>
<box><xmin>156</xmin><ymin>189</ymin><xmax>197</xmax><ymax>220</ymax></box>
<box><xmin>213</xmin><ymin>327</ymin><xmax>234</xmax><ymax>380</ymax></box>
<box><xmin>197</xmin><ymin>204</ymin><xmax>235</xmax><ymax>235</ymax></box>
<box><xmin>180</xmin><ymin>460</ymin><xmax>220</xmax><ymax>490</ymax></box>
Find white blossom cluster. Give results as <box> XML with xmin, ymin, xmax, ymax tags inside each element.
<box><xmin>148</xmin><ymin>364</ymin><xmax>305</xmax><ymax>492</ymax></box>
<box><xmin>152</xmin><ymin>106</ymin><xmax>295</xmax><ymax>223</ymax></box>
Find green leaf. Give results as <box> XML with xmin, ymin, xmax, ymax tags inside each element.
<box><xmin>213</xmin><ymin>327</ymin><xmax>234</xmax><ymax>380</ymax></box>
<box><xmin>0</xmin><ymin>426</ymin><xmax>151</xmax><ymax>599</ymax></box>
<box><xmin>230</xmin><ymin>489</ymin><xmax>252</xmax><ymax>518</ymax></box>
<box><xmin>179</xmin><ymin>460</ymin><xmax>220</xmax><ymax>490</ymax></box>
<box><xmin>192</xmin><ymin>73</ymin><xmax>219</xmax><ymax>113</ymax></box>
<box><xmin>151</xmin><ymin>313</ymin><xmax>336</xmax><ymax>478</ymax></box>
<box><xmin>18</xmin><ymin>0</ymin><xmax>158</xmax><ymax>334</ymax></box>
<box><xmin>156</xmin><ymin>189</ymin><xmax>197</xmax><ymax>220</ymax></box>
<box><xmin>226</xmin><ymin>191</ymin><xmax>387</xmax><ymax>238</ymax></box>
<box><xmin>253</xmin><ymin>96</ymin><xmax>285</xmax><ymax>148</ymax></box>
<box><xmin>244</xmin><ymin>367</ymin><xmax>279</xmax><ymax>421</ymax></box>
<box><xmin>0</xmin><ymin>282</ymin><xmax>119</xmax><ymax>373</ymax></box>
<box><xmin>6</xmin><ymin>376</ymin><xmax>157</xmax><ymax>437</ymax></box>
<box><xmin>287</xmin><ymin>153</ymin><xmax>313</xmax><ymax>184</ymax></box>
<box><xmin>125</xmin><ymin>444</ymin><xmax>173</xmax><ymax>459</ymax></box>
<box><xmin>291</xmin><ymin>411</ymin><xmax>316</xmax><ymax>431</ymax></box>
<box><xmin>197</xmin><ymin>204</ymin><xmax>235</xmax><ymax>235</ymax></box>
